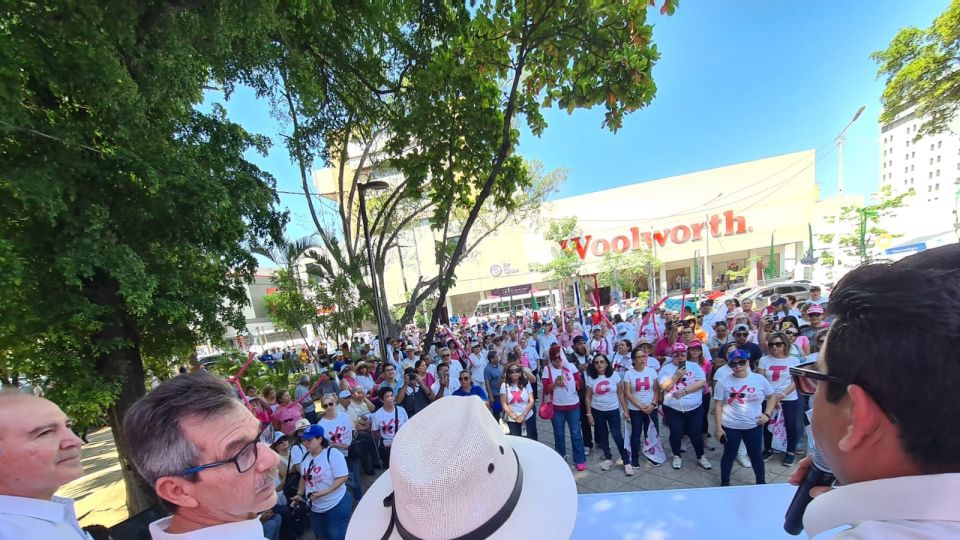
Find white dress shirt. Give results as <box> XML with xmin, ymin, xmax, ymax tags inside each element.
<box><xmin>0</xmin><ymin>495</ymin><xmax>91</xmax><ymax>540</ymax></box>
<box><xmin>149</xmin><ymin>516</ymin><xmax>267</xmax><ymax>539</ymax></box>
<box><xmin>804</xmin><ymin>473</ymin><xmax>960</xmax><ymax>538</ymax></box>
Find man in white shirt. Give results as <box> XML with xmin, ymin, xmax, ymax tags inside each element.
<box><xmin>794</xmin><ymin>244</ymin><xmax>960</xmax><ymax>538</ymax></box>
<box><xmin>124</xmin><ymin>372</ymin><xmax>280</xmax><ymax>539</ymax></box>
<box><xmin>0</xmin><ymin>391</ymin><xmax>89</xmax><ymax>540</ymax></box>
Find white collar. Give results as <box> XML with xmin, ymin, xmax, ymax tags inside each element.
<box><xmin>0</xmin><ymin>495</ymin><xmax>88</xmax><ymax>538</ymax></box>
<box><xmin>804</xmin><ymin>473</ymin><xmax>960</xmax><ymax>537</ymax></box>
<box><xmin>149</xmin><ymin>516</ymin><xmax>266</xmax><ymax>539</ymax></box>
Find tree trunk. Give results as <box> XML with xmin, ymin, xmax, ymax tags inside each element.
<box><xmin>88</xmin><ymin>271</ymin><xmax>159</xmax><ymax>516</ymax></box>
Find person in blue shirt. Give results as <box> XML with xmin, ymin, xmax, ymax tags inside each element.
<box><xmin>452</xmin><ymin>369</ymin><xmax>491</xmax><ymax>409</ymax></box>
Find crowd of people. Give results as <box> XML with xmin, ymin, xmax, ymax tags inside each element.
<box><xmin>5</xmin><ymin>248</ymin><xmax>960</xmax><ymax>539</ymax></box>
<box><xmin>188</xmin><ymin>285</ymin><xmax>833</xmax><ymax>539</ymax></box>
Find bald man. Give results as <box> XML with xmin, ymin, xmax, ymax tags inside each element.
<box><xmin>0</xmin><ymin>390</ymin><xmax>89</xmax><ymax>539</ymax></box>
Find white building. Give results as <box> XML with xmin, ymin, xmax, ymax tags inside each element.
<box><xmin>879</xmin><ymin>105</ymin><xmax>960</xmax><ymax>242</ymax></box>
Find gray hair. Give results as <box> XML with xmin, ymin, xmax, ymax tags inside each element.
<box><xmin>123</xmin><ymin>372</ymin><xmax>245</xmax><ymax>488</ymax></box>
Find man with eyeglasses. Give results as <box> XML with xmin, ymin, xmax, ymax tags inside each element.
<box><xmin>124</xmin><ymin>372</ymin><xmax>280</xmax><ymax>539</ymax></box>
<box><xmin>799</xmin><ymin>303</ymin><xmax>829</xmax><ymax>341</ymax></box>
<box><xmin>451</xmin><ymin>370</ymin><xmax>491</xmax><ymax>407</ymax></box>
<box><xmin>731</xmin><ymin>323</ymin><xmax>762</xmax><ymax>370</ymax></box>
<box><xmin>788</xmin><ymin>244</ymin><xmax>960</xmax><ymax>538</ymax></box>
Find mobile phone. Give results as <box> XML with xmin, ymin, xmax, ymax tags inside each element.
<box><xmin>719</xmin><ymin>434</ymin><xmax>727</xmax><ymax>444</ymax></box>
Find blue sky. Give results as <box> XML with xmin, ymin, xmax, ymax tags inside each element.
<box><xmin>211</xmin><ymin>1</ymin><xmax>948</xmax><ymax>238</ymax></box>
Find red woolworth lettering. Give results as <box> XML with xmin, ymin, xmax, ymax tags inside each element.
<box><xmin>592</xmin><ymin>238</ymin><xmax>610</xmax><ymax>257</ymax></box>
<box><xmin>634</xmin><ymin>377</ymin><xmax>651</xmax><ymax>392</ymax></box>
<box><xmin>559</xmin><ymin>210</ymin><xmax>749</xmax><ymax>260</ymax></box>
<box><xmin>611</xmin><ymin>235</ymin><xmax>630</xmax><ymax>253</ymax></box>
<box><xmin>596</xmin><ymin>380</ymin><xmax>611</xmax><ymax>395</ymax></box>
<box><xmin>670</xmin><ymin>225</ymin><xmax>691</xmax><ymax>244</ymax></box>
<box><xmin>769</xmin><ymin>365</ymin><xmax>788</xmax><ymax>382</ymax></box>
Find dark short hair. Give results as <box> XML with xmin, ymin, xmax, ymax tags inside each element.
<box><xmin>487</xmin><ymin>350</ymin><xmax>498</xmax><ymax>360</ymax></box>
<box><xmin>378</xmin><ymin>385</ymin><xmax>395</xmax><ymax>400</ymax></box>
<box><xmin>586</xmin><ymin>353</ymin><xmax>614</xmax><ymax>378</ymax></box>
<box><xmin>824</xmin><ymin>244</ymin><xmax>960</xmax><ymax>473</ymax></box>
<box><xmin>123</xmin><ymin>372</ymin><xmax>247</xmax><ymax>508</ymax></box>
<box><xmin>810</xmin><ymin>285</ymin><xmax>821</xmax><ymax>292</ymax></box>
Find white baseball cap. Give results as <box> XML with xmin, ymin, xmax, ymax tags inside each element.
<box><xmin>615</xmin><ymin>322</ymin><xmax>628</xmax><ymax>335</ymax></box>
<box><xmin>346</xmin><ymin>396</ymin><xmax>577</xmax><ymax>539</ymax></box>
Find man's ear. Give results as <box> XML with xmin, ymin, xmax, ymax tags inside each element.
<box><xmin>837</xmin><ymin>384</ymin><xmax>887</xmax><ymax>453</ymax></box>
<box><xmin>155</xmin><ymin>476</ymin><xmax>201</xmax><ymax>509</ymax></box>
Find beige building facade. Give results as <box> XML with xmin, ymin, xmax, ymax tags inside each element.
<box><xmin>316</xmin><ymin>149</ymin><xmax>821</xmax><ymax>318</ymax></box>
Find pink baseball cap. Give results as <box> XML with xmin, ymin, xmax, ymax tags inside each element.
<box><xmin>687</xmin><ymin>340</ymin><xmax>703</xmax><ymax>349</ymax></box>
<box><xmin>807</xmin><ymin>304</ymin><xmax>825</xmax><ymax>315</ymax></box>
<box><xmin>670</xmin><ymin>342</ymin><xmax>688</xmax><ymax>354</ymax></box>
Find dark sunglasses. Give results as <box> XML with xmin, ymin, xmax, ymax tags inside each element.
<box><xmin>734</xmin><ymin>332</ymin><xmax>748</xmax><ymax>337</ymax></box>
<box><xmin>727</xmin><ymin>359</ymin><xmax>748</xmax><ymax>367</ymax></box>
<box><xmin>459</xmin><ymin>376</ymin><xmax>471</xmax><ymax>380</ymax></box>
<box><xmin>178</xmin><ymin>425</ymin><xmax>267</xmax><ymax>476</ymax></box>
<box><xmin>785</xmin><ymin>331</ymin><xmax>798</xmax><ymax>336</ymax></box>
<box><xmin>789</xmin><ymin>363</ymin><xmax>895</xmax><ymax>423</ymax></box>
<box><xmin>768</xmin><ymin>342</ymin><xmax>786</xmax><ymax>347</ymax></box>
<box><xmin>507</xmin><ymin>369</ymin><xmax>521</xmax><ymax>374</ymax></box>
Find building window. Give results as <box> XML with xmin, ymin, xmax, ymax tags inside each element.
<box><xmin>937</xmin><ymin>155</ymin><xmax>941</xmax><ymax>162</ymax></box>
<box><xmin>928</xmin><ymin>186</ymin><xmax>932</xmax><ymax>192</ymax></box>
<box><xmin>931</xmin><ymin>144</ymin><xmax>935</xmax><ymax>150</ymax></box>
<box><xmin>936</xmin><ymin>169</ymin><xmax>940</xmax><ymax>177</ymax></box>
<box><xmin>929</xmin><ymin>172</ymin><xmax>934</xmax><ymax>179</ymax></box>
<box><xmin>930</xmin><ymin>157</ymin><xmax>934</xmax><ymax>164</ymax></box>
<box><xmin>935</xmin><ymin>183</ymin><xmax>940</xmax><ymax>190</ymax></box>
<box><xmin>912</xmin><ymin>151</ymin><xmax>915</xmax><ymax>158</ymax></box>
<box><xmin>911</xmin><ymin>164</ymin><xmax>915</xmax><ymax>171</ymax></box>
<box><xmin>938</xmin><ymin>141</ymin><xmax>942</xmax><ymax>149</ymax></box>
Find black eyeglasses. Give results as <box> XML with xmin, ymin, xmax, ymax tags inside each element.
<box><xmin>768</xmin><ymin>342</ymin><xmax>786</xmax><ymax>347</ymax></box>
<box><xmin>727</xmin><ymin>359</ymin><xmax>748</xmax><ymax>367</ymax></box>
<box><xmin>179</xmin><ymin>425</ymin><xmax>267</xmax><ymax>476</ymax></box>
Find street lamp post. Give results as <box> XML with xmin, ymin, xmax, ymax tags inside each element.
<box><xmin>358</xmin><ymin>180</ymin><xmax>390</xmax><ymax>362</ymax></box>
<box><xmin>836</xmin><ymin>105</ymin><xmax>866</xmax><ymax>197</ymax></box>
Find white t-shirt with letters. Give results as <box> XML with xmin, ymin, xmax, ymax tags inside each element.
<box><xmin>658</xmin><ymin>361</ymin><xmax>706</xmax><ymax>412</ymax></box>
<box><xmin>714</xmin><ymin>372</ymin><xmax>774</xmax><ymax>430</ymax></box>
<box><xmin>759</xmin><ymin>355</ymin><xmax>799</xmax><ymax>400</ymax></box>
<box><xmin>585</xmin><ymin>373</ymin><xmax>621</xmax><ymax>412</ymax></box>
<box><xmin>621</xmin><ymin>366</ymin><xmax>658</xmax><ymax>411</ymax></box>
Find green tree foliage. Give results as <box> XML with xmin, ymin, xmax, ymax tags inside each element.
<box><xmin>252</xmin><ymin>1</ymin><xmax>675</xmax><ymax>346</ymax></box>
<box><xmin>836</xmin><ymin>185</ymin><xmax>914</xmax><ymax>264</ymax></box>
<box><xmin>530</xmin><ymin>216</ymin><xmax>584</xmax><ymax>283</ymax></box>
<box><xmin>873</xmin><ymin>0</ymin><xmax>960</xmax><ymax>137</ymax></box>
<box><xmin>598</xmin><ymin>249</ymin><xmax>660</xmax><ymax>299</ymax></box>
<box><xmin>0</xmin><ymin>2</ymin><xmax>286</xmax><ymax>513</ymax></box>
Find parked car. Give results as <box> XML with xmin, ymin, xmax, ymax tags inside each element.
<box><xmin>740</xmin><ymin>281</ymin><xmax>828</xmax><ymax>308</ymax></box>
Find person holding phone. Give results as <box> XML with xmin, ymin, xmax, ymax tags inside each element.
<box><xmin>714</xmin><ymin>349</ymin><xmax>776</xmax><ymax>486</ymax></box>
<box><xmin>500</xmin><ymin>360</ymin><xmax>537</xmax><ymax>439</ymax></box>
<box><xmin>658</xmin><ymin>342</ymin><xmax>711</xmax><ymax>470</ymax></box>
<box><xmin>759</xmin><ymin>331</ymin><xmax>801</xmax><ymax>465</ymax></box>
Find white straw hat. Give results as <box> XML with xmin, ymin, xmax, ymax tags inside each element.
<box><xmin>346</xmin><ymin>395</ymin><xmax>577</xmax><ymax>540</ymax></box>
